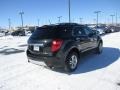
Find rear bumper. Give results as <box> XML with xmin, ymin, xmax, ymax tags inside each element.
<box><xmin>26</xmin><ymin>50</ymin><xmax>65</xmax><ymax>68</ymax></box>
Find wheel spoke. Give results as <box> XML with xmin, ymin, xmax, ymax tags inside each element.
<box><xmin>69</xmin><ymin>55</ymin><xmax>78</xmax><ymax>69</ymax></box>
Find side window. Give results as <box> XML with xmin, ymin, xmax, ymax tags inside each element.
<box><xmin>84</xmin><ymin>27</ymin><xmax>93</xmax><ymax>35</ymax></box>
<box><xmin>73</xmin><ymin>26</ymin><xmax>85</xmax><ymax>36</ymax></box>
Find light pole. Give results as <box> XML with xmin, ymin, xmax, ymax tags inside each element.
<box><xmin>19</xmin><ymin>11</ymin><xmax>24</xmax><ymax>29</ymax></box>
<box><xmin>57</xmin><ymin>16</ymin><xmax>62</xmax><ymax>23</ymax></box>
<box><xmin>94</xmin><ymin>11</ymin><xmax>101</xmax><ymax>28</ymax></box>
<box><xmin>116</xmin><ymin>12</ymin><xmax>118</xmax><ymax>26</ymax></box>
<box><xmin>110</xmin><ymin>14</ymin><xmax>115</xmax><ymax>25</ymax></box>
<box><xmin>8</xmin><ymin>18</ymin><xmax>11</xmax><ymax>30</ymax></box>
<box><xmin>119</xmin><ymin>17</ymin><xmax>120</xmax><ymax>25</ymax></box>
<box><xmin>38</xmin><ymin>19</ymin><xmax>40</xmax><ymax>26</ymax></box>
<box><xmin>68</xmin><ymin>0</ymin><xmax>71</xmax><ymax>23</ymax></box>
<box><xmin>49</xmin><ymin>20</ymin><xmax>51</xmax><ymax>24</ymax></box>
<box><xmin>79</xmin><ymin>18</ymin><xmax>83</xmax><ymax>24</ymax></box>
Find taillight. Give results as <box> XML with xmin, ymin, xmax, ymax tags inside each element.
<box><xmin>51</xmin><ymin>39</ymin><xmax>63</xmax><ymax>52</ymax></box>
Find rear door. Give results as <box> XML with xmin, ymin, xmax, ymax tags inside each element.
<box><xmin>73</xmin><ymin>26</ymin><xmax>91</xmax><ymax>52</ymax></box>
<box><xmin>84</xmin><ymin>27</ymin><xmax>97</xmax><ymax>48</ymax></box>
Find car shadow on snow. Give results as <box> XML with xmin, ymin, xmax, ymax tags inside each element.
<box><xmin>0</xmin><ymin>48</ymin><xmax>25</xmax><ymax>55</ymax></box>
<box><xmin>18</xmin><ymin>44</ymin><xmax>27</xmax><ymax>47</ymax></box>
<box><xmin>72</xmin><ymin>47</ymin><xmax>120</xmax><ymax>74</ymax></box>
<box><xmin>0</xmin><ymin>46</ymin><xmax>8</xmax><ymax>49</ymax></box>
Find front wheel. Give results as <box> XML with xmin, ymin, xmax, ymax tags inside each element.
<box><xmin>65</xmin><ymin>52</ymin><xmax>79</xmax><ymax>72</ymax></box>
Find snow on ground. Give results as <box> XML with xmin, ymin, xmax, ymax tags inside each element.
<box><xmin>0</xmin><ymin>33</ymin><xmax>120</xmax><ymax>90</ymax></box>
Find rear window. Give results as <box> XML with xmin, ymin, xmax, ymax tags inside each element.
<box><xmin>30</xmin><ymin>26</ymin><xmax>71</xmax><ymax>39</ymax></box>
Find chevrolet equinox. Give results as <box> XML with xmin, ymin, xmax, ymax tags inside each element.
<box><xmin>26</xmin><ymin>23</ymin><xmax>103</xmax><ymax>72</ymax></box>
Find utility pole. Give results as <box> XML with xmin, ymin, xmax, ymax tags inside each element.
<box><xmin>110</xmin><ymin>14</ymin><xmax>115</xmax><ymax>25</ymax></box>
<box><xmin>19</xmin><ymin>11</ymin><xmax>24</xmax><ymax>29</ymax></box>
<box><xmin>79</xmin><ymin>18</ymin><xmax>83</xmax><ymax>24</ymax></box>
<box><xmin>8</xmin><ymin>18</ymin><xmax>11</xmax><ymax>30</ymax></box>
<box><xmin>116</xmin><ymin>12</ymin><xmax>118</xmax><ymax>26</ymax></box>
<box><xmin>68</xmin><ymin>0</ymin><xmax>71</xmax><ymax>23</ymax></box>
<box><xmin>49</xmin><ymin>20</ymin><xmax>51</xmax><ymax>24</ymax></box>
<box><xmin>94</xmin><ymin>11</ymin><xmax>101</xmax><ymax>28</ymax></box>
<box><xmin>119</xmin><ymin>17</ymin><xmax>120</xmax><ymax>25</ymax></box>
<box><xmin>57</xmin><ymin>16</ymin><xmax>62</xmax><ymax>23</ymax></box>
<box><xmin>38</xmin><ymin>19</ymin><xmax>40</xmax><ymax>26</ymax></box>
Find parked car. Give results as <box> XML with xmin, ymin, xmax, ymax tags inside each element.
<box><xmin>11</xmin><ymin>30</ymin><xmax>25</xmax><ymax>36</ymax></box>
<box><xmin>0</xmin><ymin>32</ymin><xmax>5</xmax><ymax>37</ymax></box>
<box><xmin>26</xmin><ymin>23</ymin><xmax>103</xmax><ymax>72</ymax></box>
<box><xmin>96</xmin><ymin>28</ymin><xmax>105</xmax><ymax>35</ymax></box>
<box><xmin>25</xmin><ymin>31</ymin><xmax>32</xmax><ymax>36</ymax></box>
<box><xmin>114</xmin><ymin>26</ymin><xmax>120</xmax><ymax>32</ymax></box>
<box><xmin>105</xmin><ymin>26</ymin><xmax>115</xmax><ymax>33</ymax></box>
<box><xmin>104</xmin><ymin>28</ymin><xmax>112</xmax><ymax>33</ymax></box>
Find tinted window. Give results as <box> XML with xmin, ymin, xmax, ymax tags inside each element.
<box><xmin>30</xmin><ymin>26</ymin><xmax>71</xmax><ymax>39</ymax></box>
<box><xmin>73</xmin><ymin>26</ymin><xmax>86</xmax><ymax>36</ymax></box>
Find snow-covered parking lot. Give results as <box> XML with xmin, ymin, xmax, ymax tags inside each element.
<box><xmin>0</xmin><ymin>32</ymin><xmax>120</xmax><ymax>90</ymax></box>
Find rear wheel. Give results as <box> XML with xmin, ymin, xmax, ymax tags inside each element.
<box><xmin>65</xmin><ymin>52</ymin><xmax>79</xmax><ymax>72</ymax></box>
<box><xmin>96</xmin><ymin>42</ymin><xmax>103</xmax><ymax>54</ymax></box>
<box><xmin>45</xmin><ymin>62</ymin><xmax>54</xmax><ymax>69</ymax></box>
<box><xmin>28</xmin><ymin>58</ymin><xmax>30</xmax><ymax>62</ymax></box>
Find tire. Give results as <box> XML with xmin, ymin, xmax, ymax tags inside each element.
<box><xmin>47</xmin><ymin>65</ymin><xmax>54</xmax><ymax>69</ymax></box>
<box><xmin>96</xmin><ymin>42</ymin><xmax>103</xmax><ymax>54</ymax></box>
<box><xmin>65</xmin><ymin>52</ymin><xmax>79</xmax><ymax>72</ymax></box>
<box><xmin>28</xmin><ymin>58</ymin><xmax>30</xmax><ymax>62</ymax></box>
<box><xmin>45</xmin><ymin>62</ymin><xmax>54</xmax><ymax>69</ymax></box>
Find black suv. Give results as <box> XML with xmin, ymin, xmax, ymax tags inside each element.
<box><xmin>26</xmin><ymin>23</ymin><xmax>103</xmax><ymax>72</ymax></box>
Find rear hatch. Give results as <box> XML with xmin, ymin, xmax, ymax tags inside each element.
<box><xmin>27</xmin><ymin>25</ymin><xmax>71</xmax><ymax>56</ymax></box>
